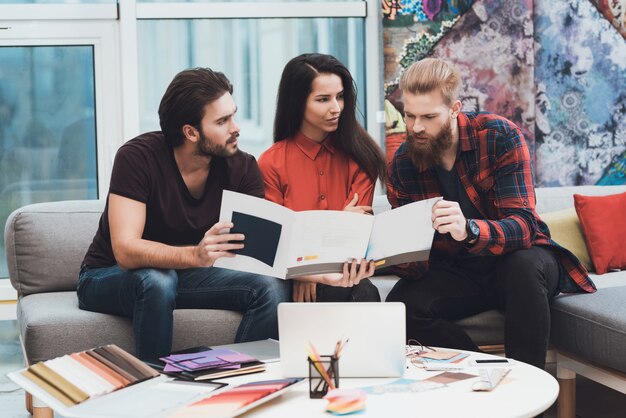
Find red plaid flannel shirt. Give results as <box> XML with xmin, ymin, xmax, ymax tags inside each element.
<box><xmin>387</xmin><ymin>112</ymin><xmax>595</xmax><ymax>294</ymax></box>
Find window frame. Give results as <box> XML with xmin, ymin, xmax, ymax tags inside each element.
<box><xmin>0</xmin><ymin>19</ymin><xmax>122</xmax><ymax>299</ymax></box>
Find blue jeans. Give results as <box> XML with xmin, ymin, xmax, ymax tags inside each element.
<box><xmin>77</xmin><ymin>265</ymin><xmax>291</xmax><ymax>361</ymax></box>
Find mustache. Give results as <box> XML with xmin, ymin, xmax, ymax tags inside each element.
<box><xmin>407</xmin><ymin>133</ymin><xmax>431</xmax><ymax>142</ymax></box>
<box><xmin>226</xmin><ymin>132</ymin><xmax>240</xmax><ymax>144</ymax></box>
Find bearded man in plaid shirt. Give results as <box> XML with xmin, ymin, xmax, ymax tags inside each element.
<box><xmin>386</xmin><ymin>58</ymin><xmax>595</xmax><ymax>369</ymax></box>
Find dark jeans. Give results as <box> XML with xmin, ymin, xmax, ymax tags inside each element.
<box><xmin>77</xmin><ymin>265</ymin><xmax>292</xmax><ymax>361</ymax></box>
<box><xmin>316</xmin><ymin>278</ymin><xmax>381</xmax><ymax>302</ymax></box>
<box><xmin>386</xmin><ymin>246</ymin><xmax>560</xmax><ymax>369</ymax></box>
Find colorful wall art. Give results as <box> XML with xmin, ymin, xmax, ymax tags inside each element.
<box><xmin>383</xmin><ymin>0</ymin><xmax>626</xmax><ymax>186</ymax></box>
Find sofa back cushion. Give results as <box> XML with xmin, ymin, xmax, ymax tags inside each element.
<box><xmin>540</xmin><ymin>208</ymin><xmax>593</xmax><ymax>271</ymax></box>
<box><xmin>5</xmin><ymin>200</ymin><xmax>104</xmax><ymax>297</ymax></box>
<box><xmin>535</xmin><ymin>185</ymin><xmax>626</xmax><ymax>213</ymax></box>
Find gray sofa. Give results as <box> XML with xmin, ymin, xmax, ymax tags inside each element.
<box><xmin>5</xmin><ymin>200</ymin><xmax>243</xmax><ymax>364</ymax></box>
<box><xmin>5</xmin><ymin>185</ymin><xmax>626</xmax><ymax>417</ymax></box>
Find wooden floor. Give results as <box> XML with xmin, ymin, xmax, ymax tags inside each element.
<box><xmin>1</xmin><ymin>320</ymin><xmax>625</xmax><ymax>418</ymax></box>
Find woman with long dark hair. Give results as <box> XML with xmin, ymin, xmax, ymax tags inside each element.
<box><xmin>258</xmin><ymin>53</ymin><xmax>386</xmax><ymax>303</ymax></box>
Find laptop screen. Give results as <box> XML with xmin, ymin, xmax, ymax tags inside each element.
<box><xmin>278</xmin><ymin>302</ymin><xmax>406</xmax><ymax>378</ymax></box>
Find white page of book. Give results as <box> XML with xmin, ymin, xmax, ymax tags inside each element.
<box><xmin>366</xmin><ymin>196</ymin><xmax>441</xmax><ymax>265</ymax></box>
<box><xmin>286</xmin><ymin>210</ymin><xmax>374</xmax><ymax>274</ymax></box>
<box><xmin>214</xmin><ymin>190</ymin><xmax>295</xmax><ymax>279</ymax></box>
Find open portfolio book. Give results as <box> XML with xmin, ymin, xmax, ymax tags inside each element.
<box><xmin>215</xmin><ymin>191</ymin><xmax>441</xmax><ymax>279</ymax></box>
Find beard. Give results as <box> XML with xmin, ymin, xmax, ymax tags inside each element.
<box><xmin>406</xmin><ymin>119</ymin><xmax>453</xmax><ymax>170</ymax></box>
<box><xmin>196</xmin><ymin>131</ymin><xmax>239</xmax><ymax>158</ymax></box>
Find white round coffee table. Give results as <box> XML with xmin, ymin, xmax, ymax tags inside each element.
<box><xmin>222</xmin><ymin>349</ymin><xmax>558</xmax><ymax>418</ymax></box>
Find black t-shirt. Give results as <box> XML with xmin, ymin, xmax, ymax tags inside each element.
<box><xmin>434</xmin><ymin>165</ymin><xmax>482</xmax><ymax>222</ymax></box>
<box><xmin>434</xmin><ymin>162</ymin><xmax>498</xmax><ymax>273</ymax></box>
<box><xmin>82</xmin><ymin>131</ymin><xmax>265</xmax><ymax>268</ymax></box>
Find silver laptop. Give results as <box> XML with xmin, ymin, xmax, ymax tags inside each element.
<box><xmin>278</xmin><ymin>302</ymin><xmax>406</xmax><ymax>378</ymax></box>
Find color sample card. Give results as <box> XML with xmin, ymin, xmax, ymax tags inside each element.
<box><xmin>424</xmin><ymin>372</ymin><xmax>477</xmax><ymax>384</ymax></box>
<box><xmin>417</xmin><ymin>350</ymin><xmax>461</xmax><ymax>360</ymax></box>
<box><xmin>20</xmin><ymin>344</ymin><xmax>160</xmax><ymax>407</ymax></box>
<box><xmin>324</xmin><ymin>388</ymin><xmax>367</xmax><ymax>415</ymax></box>
<box><xmin>160</xmin><ymin>348</ymin><xmax>265</xmax><ymax>380</ymax></box>
<box><xmin>171</xmin><ymin>378</ymin><xmax>303</xmax><ymax>418</ymax></box>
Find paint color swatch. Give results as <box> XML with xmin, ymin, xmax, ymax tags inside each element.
<box><xmin>171</xmin><ymin>378</ymin><xmax>303</xmax><ymax>418</ymax></box>
<box><xmin>20</xmin><ymin>344</ymin><xmax>160</xmax><ymax>407</ymax></box>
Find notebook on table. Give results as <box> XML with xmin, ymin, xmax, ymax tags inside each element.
<box><xmin>278</xmin><ymin>302</ymin><xmax>406</xmax><ymax>378</ymax></box>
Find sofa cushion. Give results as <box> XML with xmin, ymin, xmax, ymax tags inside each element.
<box><xmin>6</xmin><ymin>200</ymin><xmax>104</xmax><ymax>296</ymax></box>
<box><xmin>590</xmin><ymin>271</ymin><xmax>626</xmax><ymax>289</ymax></box>
<box><xmin>540</xmin><ymin>208</ymin><xmax>593</xmax><ymax>272</ymax></box>
<box><xmin>17</xmin><ymin>292</ymin><xmax>242</xmax><ymax>363</ymax></box>
<box><xmin>550</xmin><ymin>270</ymin><xmax>626</xmax><ymax>373</ymax></box>
<box><xmin>535</xmin><ymin>185</ymin><xmax>626</xmax><ymax>214</ymax></box>
<box><xmin>574</xmin><ymin>192</ymin><xmax>626</xmax><ymax>274</ymax></box>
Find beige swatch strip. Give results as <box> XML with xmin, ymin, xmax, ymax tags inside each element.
<box><xmin>29</xmin><ymin>362</ymin><xmax>89</xmax><ymax>404</ymax></box>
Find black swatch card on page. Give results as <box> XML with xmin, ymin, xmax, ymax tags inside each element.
<box><xmin>230</xmin><ymin>211</ymin><xmax>282</xmax><ymax>267</ymax></box>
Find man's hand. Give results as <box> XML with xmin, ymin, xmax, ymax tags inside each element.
<box><xmin>323</xmin><ymin>259</ymin><xmax>376</xmax><ymax>287</ymax></box>
<box><xmin>344</xmin><ymin>193</ymin><xmax>373</xmax><ymax>215</ymax></box>
<box><xmin>432</xmin><ymin>199</ymin><xmax>468</xmax><ymax>242</ymax></box>
<box><xmin>293</xmin><ymin>280</ymin><xmax>317</xmax><ymax>302</ymax></box>
<box><xmin>193</xmin><ymin>221</ymin><xmax>245</xmax><ymax>267</ymax></box>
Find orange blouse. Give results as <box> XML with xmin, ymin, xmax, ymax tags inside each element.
<box><xmin>258</xmin><ymin>131</ymin><xmax>375</xmax><ymax>211</ymax></box>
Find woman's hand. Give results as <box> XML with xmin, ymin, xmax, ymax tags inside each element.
<box><xmin>343</xmin><ymin>193</ymin><xmax>373</xmax><ymax>215</ymax></box>
<box><xmin>323</xmin><ymin>259</ymin><xmax>376</xmax><ymax>287</ymax></box>
<box><xmin>292</xmin><ymin>280</ymin><xmax>317</xmax><ymax>302</ymax></box>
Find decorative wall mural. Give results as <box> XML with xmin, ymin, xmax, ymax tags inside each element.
<box><xmin>383</xmin><ymin>0</ymin><xmax>626</xmax><ymax>186</ymax></box>
<box><xmin>429</xmin><ymin>0</ymin><xmax>535</xmax><ymax>155</ymax></box>
<box><xmin>598</xmin><ymin>151</ymin><xmax>626</xmax><ymax>184</ymax></box>
<box><xmin>383</xmin><ymin>1</ymin><xmax>473</xmax><ymax>91</ymax></box>
<box><xmin>535</xmin><ymin>0</ymin><xmax>626</xmax><ymax>185</ymax></box>
<box><xmin>591</xmin><ymin>0</ymin><xmax>626</xmax><ymax>39</ymax></box>
<box><xmin>383</xmin><ymin>1</ymin><xmax>473</xmax><ymax>160</ymax></box>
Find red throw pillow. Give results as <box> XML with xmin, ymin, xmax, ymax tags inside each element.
<box><xmin>574</xmin><ymin>192</ymin><xmax>626</xmax><ymax>274</ymax></box>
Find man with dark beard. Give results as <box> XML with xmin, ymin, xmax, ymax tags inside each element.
<box><xmin>386</xmin><ymin>58</ymin><xmax>595</xmax><ymax>370</ymax></box>
<box><xmin>77</xmin><ymin>68</ymin><xmax>291</xmax><ymax>361</ymax></box>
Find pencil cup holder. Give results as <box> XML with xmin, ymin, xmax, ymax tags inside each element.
<box><xmin>308</xmin><ymin>355</ymin><xmax>339</xmax><ymax>398</ymax></box>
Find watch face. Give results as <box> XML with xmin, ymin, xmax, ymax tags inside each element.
<box><xmin>466</xmin><ymin>220</ymin><xmax>479</xmax><ymax>241</ymax></box>
<box><xmin>470</xmin><ymin>220</ymin><xmax>480</xmax><ymax>236</ymax></box>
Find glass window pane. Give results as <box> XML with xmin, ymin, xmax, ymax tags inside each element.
<box><xmin>137</xmin><ymin>18</ymin><xmax>365</xmax><ymax>157</ymax></box>
<box><xmin>0</xmin><ymin>46</ymin><xmax>98</xmax><ymax>279</ymax></box>
<box><xmin>0</xmin><ymin>1</ymin><xmax>114</xmax><ymax>3</ymax></box>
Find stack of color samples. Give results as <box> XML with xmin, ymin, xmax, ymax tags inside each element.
<box><xmin>171</xmin><ymin>378</ymin><xmax>303</xmax><ymax>418</ymax></box>
<box><xmin>160</xmin><ymin>348</ymin><xmax>264</xmax><ymax>380</ymax></box>
<box><xmin>324</xmin><ymin>388</ymin><xmax>367</xmax><ymax>415</ymax></box>
<box><xmin>20</xmin><ymin>344</ymin><xmax>160</xmax><ymax>407</ymax></box>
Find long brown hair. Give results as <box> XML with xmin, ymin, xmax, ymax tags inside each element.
<box><xmin>273</xmin><ymin>53</ymin><xmax>386</xmax><ymax>183</ymax></box>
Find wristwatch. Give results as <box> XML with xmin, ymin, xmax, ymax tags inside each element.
<box><xmin>465</xmin><ymin>219</ymin><xmax>480</xmax><ymax>243</ymax></box>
